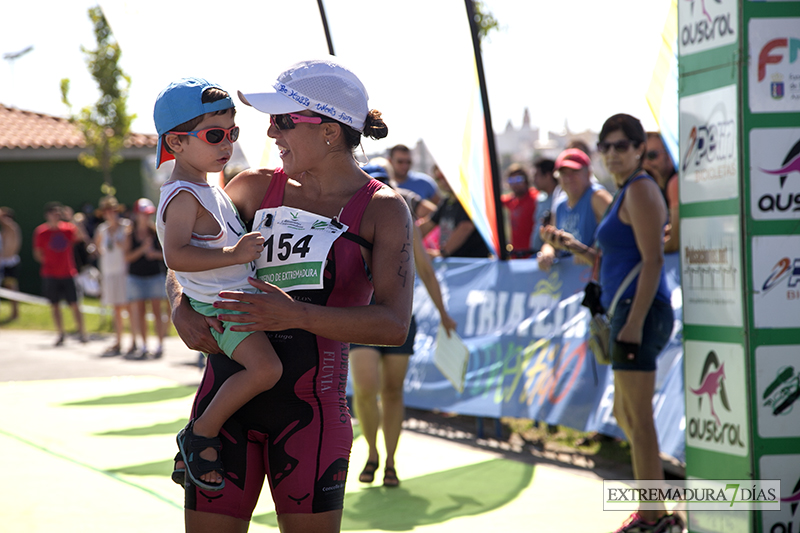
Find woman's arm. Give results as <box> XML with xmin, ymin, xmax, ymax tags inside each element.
<box><xmin>412</xmin><ymin>223</ymin><xmax>457</xmax><ymax>335</ymax></box>
<box><xmin>0</xmin><ymin>214</ymin><xmax>21</xmax><ymax>260</ymax></box>
<box><xmin>215</xmin><ymin>189</ymin><xmax>414</xmax><ymax>346</ymax></box>
<box><xmin>616</xmin><ymin>178</ymin><xmax>667</xmax><ymax>345</ymax></box>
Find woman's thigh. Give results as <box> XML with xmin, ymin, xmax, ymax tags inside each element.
<box><xmin>610</xmin><ymin>299</ymin><xmax>673</xmax><ymax>371</ymax></box>
<box><xmin>277</xmin><ymin>509</ymin><xmax>343</xmax><ymax>533</ymax></box>
<box><xmin>350</xmin><ymin>347</ymin><xmax>382</xmax><ymax>393</ymax></box>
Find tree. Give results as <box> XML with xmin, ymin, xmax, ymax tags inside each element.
<box><xmin>472</xmin><ymin>1</ymin><xmax>500</xmax><ymax>44</ymax></box>
<box><xmin>61</xmin><ymin>6</ymin><xmax>134</xmax><ymax>197</ymax></box>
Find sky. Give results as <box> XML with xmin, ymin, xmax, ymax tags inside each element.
<box><xmin>0</xmin><ymin>0</ymin><xmax>672</xmax><ymax>168</ymax></box>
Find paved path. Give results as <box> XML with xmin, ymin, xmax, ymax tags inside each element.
<box><xmin>0</xmin><ymin>329</ymin><xmax>638</xmax><ymax>532</ymax></box>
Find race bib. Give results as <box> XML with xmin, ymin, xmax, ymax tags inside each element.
<box><xmin>252</xmin><ymin>206</ymin><xmax>348</xmax><ymax>291</ymax></box>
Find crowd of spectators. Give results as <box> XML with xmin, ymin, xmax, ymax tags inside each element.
<box><xmin>5</xmin><ymin>197</ymin><xmax>169</xmax><ymax>358</ymax></box>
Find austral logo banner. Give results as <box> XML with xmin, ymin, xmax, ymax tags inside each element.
<box><xmin>750</xmin><ymin>129</ymin><xmax>800</xmax><ymax>221</ymax></box>
<box><xmin>685</xmin><ymin>341</ymin><xmax>749</xmax><ymax>457</ymax></box>
<box><xmin>678</xmin><ymin>0</ymin><xmax>738</xmax><ymax>56</ymax></box>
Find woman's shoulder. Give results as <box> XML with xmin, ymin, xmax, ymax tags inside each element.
<box><xmin>226</xmin><ymin>167</ymin><xmax>276</xmax><ymax>191</ymax></box>
<box><xmin>363</xmin><ymin>184</ymin><xmax>413</xmax><ymax>225</ymax></box>
<box><xmin>225</xmin><ymin>168</ymin><xmax>278</xmax><ymax>210</ymax></box>
<box><xmin>627</xmin><ymin>172</ymin><xmax>667</xmax><ymax>205</ymax></box>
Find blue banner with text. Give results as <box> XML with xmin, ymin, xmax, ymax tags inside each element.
<box><xmin>402</xmin><ymin>254</ymin><xmax>685</xmax><ymax>463</ymax></box>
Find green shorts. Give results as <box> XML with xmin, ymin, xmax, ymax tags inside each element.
<box><xmin>189</xmin><ymin>297</ymin><xmax>257</xmax><ymax>358</ymax></box>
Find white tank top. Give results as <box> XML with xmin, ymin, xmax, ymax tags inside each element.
<box><xmin>156</xmin><ymin>180</ymin><xmax>255</xmax><ymax>303</ymax></box>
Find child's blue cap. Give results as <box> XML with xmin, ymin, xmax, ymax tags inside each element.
<box><xmin>153</xmin><ymin>77</ymin><xmax>233</xmax><ymax>168</ymax></box>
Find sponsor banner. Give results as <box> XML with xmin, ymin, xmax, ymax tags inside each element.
<box><xmin>393</xmin><ymin>255</ymin><xmax>686</xmax><ymax>462</ymax></box>
<box><xmin>680</xmin><ymin>216</ymin><xmax>743</xmax><ymax>327</ymax></box>
<box><xmin>678</xmin><ymin>0</ymin><xmax>738</xmax><ymax>56</ymax></box>
<box><xmin>760</xmin><ymin>454</ymin><xmax>800</xmax><ymax>533</ymax></box>
<box><xmin>756</xmin><ymin>345</ymin><xmax>800</xmax><ymax>438</ymax></box>
<box><xmin>684</xmin><ymin>340</ymin><xmax>749</xmax><ymax>457</ymax></box>
<box><xmin>752</xmin><ymin>236</ymin><xmax>800</xmax><ymax>328</ymax></box>
<box><xmin>679</xmin><ymin>85</ymin><xmax>739</xmax><ymax>204</ymax></box>
<box><xmin>748</xmin><ymin>18</ymin><xmax>800</xmax><ymax>113</ymax></box>
<box><xmin>604</xmin><ymin>479</ymin><xmax>780</xmax><ymax>511</ymax></box>
<box><xmin>750</xmin><ymin>128</ymin><xmax>800</xmax><ymax>220</ymax></box>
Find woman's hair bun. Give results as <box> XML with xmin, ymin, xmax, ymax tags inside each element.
<box><xmin>362</xmin><ymin>109</ymin><xmax>388</xmax><ymax>140</ymax></box>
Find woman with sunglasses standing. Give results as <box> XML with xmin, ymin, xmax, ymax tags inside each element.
<box><xmin>594</xmin><ymin>114</ymin><xmax>681</xmax><ymax>533</ymax></box>
<box><xmin>167</xmin><ymin>59</ymin><xmax>411</xmax><ymax>533</ymax></box>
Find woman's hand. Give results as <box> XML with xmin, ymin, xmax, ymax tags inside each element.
<box><xmin>615</xmin><ymin>320</ymin><xmax>643</xmax><ymax>347</ymax></box>
<box><xmin>536</xmin><ymin>245</ymin><xmax>557</xmax><ymax>272</ymax></box>
<box><xmin>215</xmin><ymin>277</ymin><xmax>302</xmax><ymax>332</ymax></box>
<box><xmin>172</xmin><ymin>295</ymin><xmax>223</xmax><ymax>354</ymax></box>
<box><xmin>440</xmin><ymin>311</ymin><xmax>457</xmax><ymax>337</ymax></box>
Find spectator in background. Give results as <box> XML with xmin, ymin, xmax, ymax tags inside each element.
<box><xmin>595</xmin><ymin>114</ymin><xmax>679</xmax><ymax>533</ymax></box>
<box><xmin>32</xmin><ymin>202</ymin><xmax>87</xmax><ymax>346</ymax></box>
<box><xmin>350</xmin><ymin>162</ymin><xmax>457</xmax><ymax>488</ymax></box>
<box><xmin>501</xmin><ymin>163</ymin><xmax>538</xmax><ymax>258</ymax></box>
<box><xmin>537</xmin><ymin>149</ymin><xmax>612</xmax><ymax>271</ymax></box>
<box><xmin>0</xmin><ymin>207</ymin><xmax>22</xmax><ymax>323</ymax></box>
<box><xmin>643</xmin><ymin>132</ymin><xmax>679</xmax><ymax>254</ymax></box>
<box><xmin>125</xmin><ymin>198</ymin><xmax>168</xmax><ymax>359</ymax></box>
<box><xmin>566</xmin><ymin>138</ymin><xmax>592</xmax><ymax>158</ymax></box>
<box><xmin>94</xmin><ymin>196</ymin><xmax>132</xmax><ymax>356</ymax></box>
<box><xmin>529</xmin><ymin>158</ymin><xmax>560</xmax><ymax>254</ymax></box>
<box><xmin>419</xmin><ymin>166</ymin><xmax>491</xmax><ymax>258</ymax></box>
<box><xmin>62</xmin><ymin>206</ymin><xmax>96</xmax><ymax>276</ymax></box>
<box><xmin>388</xmin><ymin>144</ymin><xmax>441</xmax><ymax>205</ymax></box>
<box><xmin>366</xmin><ymin>157</ymin><xmax>437</xmax><ymax>220</ymax></box>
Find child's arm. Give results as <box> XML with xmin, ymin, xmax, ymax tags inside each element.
<box><xmin>162</xmin><ymin>190</ymin><xmax>264</xmax><ymax>272</ymax></box>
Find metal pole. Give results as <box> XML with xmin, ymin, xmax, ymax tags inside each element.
<box><xmin>316</xmin><ymin>0</ymin><xmax>336</xmax><ymax>56</ymax></box>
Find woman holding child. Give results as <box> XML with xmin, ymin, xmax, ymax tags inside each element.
<box><xmin>165</xmin><ymin>58</ymin><xmax>413</xmax><ymax>533</ymax></box>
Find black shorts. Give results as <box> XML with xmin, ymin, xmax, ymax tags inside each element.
<box><xmin>350</xmin><ymin>315</ymin><xmax>417</xmax><ymax>355</ymax></box>
<box><xmin>2</xmin><ymin>263</ymin><xmax>19</xmax><ymax>286</ymax></box>
<box><xmin>42</xmin><ymin>277</ymin><xmax>78</xmax><ymax>304</ymax></box>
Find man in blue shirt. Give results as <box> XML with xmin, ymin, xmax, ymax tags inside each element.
<box><xmin>536</xmin><ymin>149</ymin><xmax>612</xmax><ymax>271</ymax></box>
<box><xmin>389</xmin><ymin>144</ymin><xmax>441</xmax><ymax>205</ymax></box>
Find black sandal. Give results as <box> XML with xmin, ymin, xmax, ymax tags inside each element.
<box><xmin>171</xmin><ymin>451</ymin><xmax>185</xmax><ymax>487</ymax></box>
<box><xmin>358</xmin><ymin>458</ymin><xmax>379</xmax><ymax>483</ymax></box>
<box><xmin>176</xmin><ymin>422</ymin><xmax>225</xmax><ymax>491</ymax></box>
<box><xmin>383</xmin><ymin>466</ymin><xmax>400</xmax><ymax>487</ymax></box>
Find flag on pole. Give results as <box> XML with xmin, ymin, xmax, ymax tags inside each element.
<box><xmin>645</xmin><ymin>0</ymin><xmax>679</xmax><ymax>169</ymax></box>
<box><xmin>450</xmin><ymin>65</ymin><xmax>500</xmax><ymax>256</ymax></box>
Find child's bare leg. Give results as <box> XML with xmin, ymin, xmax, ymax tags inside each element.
<box><xmin>191</xmin><ymin>332</ymin><xmax>282</xmax><ymax>484</ymax></box>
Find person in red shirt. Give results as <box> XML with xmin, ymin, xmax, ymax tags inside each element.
<box><xmin>33</xmin><ymin>202</ymin><xmax>86</xmax><ymax>346</ymax></box>
<box><xmin>501</xmin><ymin>163</ymin><xmax>538</xmax><ymax>258</ymax></box>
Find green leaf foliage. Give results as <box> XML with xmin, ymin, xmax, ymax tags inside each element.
<box><xmin>60</xmin><ymin>6</ymin><xmax>135</xmax><ymax>190</ymax></box>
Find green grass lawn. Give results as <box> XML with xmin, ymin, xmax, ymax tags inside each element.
<box><xmin>0</xmin><ymin>298</ymin><xmax>176</xmax><ymax>337</ymax></box>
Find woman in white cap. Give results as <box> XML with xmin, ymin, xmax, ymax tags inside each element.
<box><xmin>124</xmin><ymin>198</ymin><xmax>167</xmax><ymax>359</ymax></box>
<box><xmin>168</xmin><ymin>57</ymin><xmax>412</xmax><ymax>533</ymax></box>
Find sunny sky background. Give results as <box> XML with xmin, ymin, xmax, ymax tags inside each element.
<box><xmin>0</xmin><ymin>0</ymin><xmax>672</xmax><ymax>168</ymax></box>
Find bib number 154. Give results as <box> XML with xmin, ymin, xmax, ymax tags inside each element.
<box><xmin>263</xmin><ymin>233</ymin><xmax>312</xmax><ymax>262</ymax></box>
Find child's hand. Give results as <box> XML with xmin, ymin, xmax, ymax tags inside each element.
<box><xmin>228</xmin><ymin>232</ymin><xmax>266</xmax><ymax>264</ymax></box>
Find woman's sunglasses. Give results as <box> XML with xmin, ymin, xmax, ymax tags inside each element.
<box><xmin>169</xmin><ymin>126</ymin><xmax>239</xmax><ymax>145</ymax></box>
<box><xmin>270</xmin><ymin>113</ymin><xmax>339</xmax><ymax>130</ymax></box>
<box><xmin>597</xmin><ymin>139</ymin><xmax>634</xmax><ymax>154</ymax></box>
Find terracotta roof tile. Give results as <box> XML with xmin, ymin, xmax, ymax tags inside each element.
<box><xmin>0</xmin><ymin>104</ymin><xmax>157</xmax><ymax>151</ymax></box>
